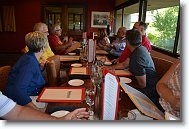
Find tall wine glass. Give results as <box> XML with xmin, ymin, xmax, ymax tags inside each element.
<box><xmin>85</xmin><ymin>89</ymin><xmax>95</xmax><ymax>116</ymax></box>
<box><xmin>90</xmin><ymin>65</ymin><xmax>103</xmax><ymax>88</ymax></box>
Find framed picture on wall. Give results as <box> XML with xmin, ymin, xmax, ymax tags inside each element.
<box><xmin>91</xmin><ymin>11</ymin><xmax>110</xmax><ymax>28</ymax></box>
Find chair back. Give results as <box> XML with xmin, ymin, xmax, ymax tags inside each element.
<box><xmin>46</xmin><ymin>55</ymin><xmax>60</xmax><ymax>86</ymax></box>
<box><xmin>152</xmin><ymin>56</ymin><xmax>173</xmax><ymax>80</ymax></box>
<box><xmin>0</xmin><ymin>66</ymin><xmax>11</xmax><ymax>91</ymax></box>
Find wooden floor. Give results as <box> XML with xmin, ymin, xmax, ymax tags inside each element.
<box><xmin>0</xmin><ymin>53</ymin><xmax>22</xmax><ymax>67</ymax></box>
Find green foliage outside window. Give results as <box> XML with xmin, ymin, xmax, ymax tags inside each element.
<box><xmin>148</xmin><ymin>6</ymin><xmax>179</xmax><ymax>52</ymax></box>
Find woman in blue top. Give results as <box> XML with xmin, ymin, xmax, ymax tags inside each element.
<box><xmin>3</xmin><ymin>32</ymin><xmax>48</xmax><ymax>110</ymax></box>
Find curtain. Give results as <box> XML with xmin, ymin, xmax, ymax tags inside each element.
<box><xmin>3</xmin><ymin>6</ymin><xmax>16</xmax><ymax>32</ymax></box>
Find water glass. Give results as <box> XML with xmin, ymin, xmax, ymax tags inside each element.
<box><xmin>85</xmin><ymin>89</ymin><xmax>95</xmax><ymax>115</ymax></box>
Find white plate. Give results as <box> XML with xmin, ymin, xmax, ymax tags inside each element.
<box><xmin>119</xmin><ymin>77</ymin><xmax>132</xmax><ymax>83</ymax></box>
<box><xmin>68</xmin><ymin>79</ymin><xmax>84</xmax><ymax>86</ymax></box>
<box><xmin>77</xmin><ymin>47</ymin><xmax>82</xmax><ymax>50</ymax></box>
<box><xmin>104</xmin><ymin>61</ymin><xmax>112</xmax><ymax>65</ymax></box>
<box><xmin>71</xmin><ymin>63</ymin><xmax>82</xmax><ymax>67</ymax></box>
<box><xmin>68</xmin><ymin>53</ymin><xmax>76</xmax><ymax>56</ymax></box>
<box><xmin>51</xmin><ymin>110</ymin><xmax>70</xmax><ymax>118</ymax></box>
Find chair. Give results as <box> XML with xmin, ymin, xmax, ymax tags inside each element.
<box><xmin>156</xmin><ymin>59</ymin><xmax>180</xmax><ymax>118</ymax></box>
<box><xmin>45</xmin><ymin>55</ymin><xmax>61</xmax><ymax>86</ymax></box>
<box><xmin>152</xmin><ymin>56</ymin><xmax>173</xmax><ymax>80</ymax></box>
<box><xmin>0</xmin><ymin>66</ymin><xmax>11</xmax><ymax>91</ymax></box>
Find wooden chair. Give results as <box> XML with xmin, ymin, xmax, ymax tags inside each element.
<box><xmin>152</xmin><ymin>56</ymin><xmax>173</xmax><ymax>80</ymax></box>
<box><xmin>0</xmin><ymin>66</ymin><xmax>11</xmax><ymax>91</ymax></box>
<box><xmin>45</xmin><ymin>55</ymin><xmax>61</xmax><ymax>86</ymax></box>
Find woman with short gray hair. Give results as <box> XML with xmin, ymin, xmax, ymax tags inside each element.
<box><xmin>3</xmin><ymin>31</ymin><xmax>48</xmax><ymax>111</ymax></box>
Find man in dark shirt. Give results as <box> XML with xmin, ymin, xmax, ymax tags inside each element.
<box><xmin>116</xmin><ymin>29</ymin><xmax>163</xmax><ymax>111</ymax></box>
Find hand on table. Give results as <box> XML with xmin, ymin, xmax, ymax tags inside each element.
<box><xmin>59</xmin><ymin>108</ymin><xmax>90</xmax><ymax>120</ymax></box>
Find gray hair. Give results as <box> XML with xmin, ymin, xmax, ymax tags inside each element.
<box><xmin>33</xmin><ymin>22</ymin><xmax>47</xmax><ymax>32</ymax></box>
<box><xmin>50</xmin><ymin>23</ymin><xmax>60</xmax><ymax>34</ymax></box>
<box><xmin>25</xmin><ymin>32</ymin><xmax>48</xmax><ymax>52</ymax></box>
<box><xmin>118</xmin><ymin>27</ymin><xmax>127</xmax><ymax>35</ymax></box>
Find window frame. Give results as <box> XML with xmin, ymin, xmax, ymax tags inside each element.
<box><xmin>114</xmin><ymin>0</ymin><xmax>180</xmax><ymax>57</ymax></box>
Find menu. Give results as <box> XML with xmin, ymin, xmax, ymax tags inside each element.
<box><xmin>87</xmin><ymin>39</ymin><xmax>96</xmax><ymax>62</ymax></box>
<box><xmin>96</xmin><ymin>49</ymin><xmax>108</xmax><ymax>55</ymax></box>
<box><xmin>101</xmin><ymin>69</ymin><xmax>119</xmax><ymax>120</ymax></box>
<box><xmin>120</xmin><ymin>83</ymin><xmax>164</xmax><ymax>120</ymax></box>
<box><xmin>59</xmin><ymin>55</ymin><xmax>80</xmax><ymax>61</ymax></box>
<box><xmin>70</xmin><ymin>67</ymin><xmax>88</xmax><ymax>75</ymax></box>
<box><xmin>37</xmin><ymin>87</ymin><xmax>85</xmax><ymax>102</ymax></box>
<box><xmin>65</xmin><ymin>41</ymin><xmax>81</xmax><ymax>53</ymax></box>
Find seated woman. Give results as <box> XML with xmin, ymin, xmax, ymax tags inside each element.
<box><xmin>48</xmin><ymin>24</ymin><xmax>73</xmax><ymax>55</ymax></box>
<box><xmin>96</xmin><ymin>28</ymin><xmax>110</xmax><ymax>50</ymax></box>
<box><xmin>3</xmin><ymin>32</ymin><xmax>48</xmax><ymax>110</ymax></box>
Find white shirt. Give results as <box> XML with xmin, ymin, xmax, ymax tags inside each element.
<box><xmin>0</xmin><ymin>91</ymin><xmax>16</xmax><ymax>117</ymax></box>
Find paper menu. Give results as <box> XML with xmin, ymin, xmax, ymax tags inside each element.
<box><xmin>70</xmin><ymin>67</ymin><xmax>88</xmax><ymax>75</ymax></box>
<box><xmin>96</xmin><ymin>49</ymin><xmax>108</xmax><ymax>55</ymax></box>
<box><xmin>96</xmin><ymin>55</ymin><xmax>110</xmax><ymax>62</ymax></box>
<box><xmin>87</xmin><ymin>39</ymin><xmax>96</xmax><ymax>63</ymax></box>
<box><xmin>37</xmin><ymin>87</ymin><xmax>85</xmax><ymax>102</ymax></box>
<box><xmin>102</xmin><ymin>69</ymin><xmax>119</xmax><ymax>120</ymax></box>
<box><xmin>60</xmin><ymin>55</ymin><xmax>80</xmax><ymax>61</ymax></box>
<box><xmin>120</xmin><ymin>83</ymin><xmax>164</xmax><ymax>120</ymax></box>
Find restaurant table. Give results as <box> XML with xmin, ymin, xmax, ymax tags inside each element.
<box><xmin>45</xmin><ymin>57</ymin><xmax>140</xmax><ymax>120</ymax></box>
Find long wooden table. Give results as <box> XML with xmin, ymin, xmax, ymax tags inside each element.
<box><xmin>46</xmin><ymin>56</ymin><xmax>138</xmax><ymax>120</ymax></box>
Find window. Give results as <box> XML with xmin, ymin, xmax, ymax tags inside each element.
<box><xmin>123</xmin><ymin>3</ymin><xmax>139</xmax><ymax>30</ymax></box>
<box><xmin>41</xmin><ymin>5</ymin><xmax>86</xmax><ymax>41</ymax></box>
<box><xmin>114</xmin><ymin>0</ymin><xmax>180</xmax><ymax>56</ymax></box>
<box><xmin>68</xmin><ymin>8</ymin><xmax>83</xmax><ymax>31</ymax></box>
<box><xmin>115</xmin><ymin>9</ymin><xmax>123</xmax><ymax>33</ymax></box>
<box><xmin>146</xmin><ymin>6</ymin><xmax>179</xmax><ymax>53</ymax></box>
<box><xmin>45</xmin><ymin>7</ymin><xmax>62</xmax><ymax>28</ymax></box>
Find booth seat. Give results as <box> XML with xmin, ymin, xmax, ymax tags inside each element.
<box><xmin>152</xmin><ymin>56</ymin><xmax>173</xmax><ymax>80</ymax></box>
<box><xmin>156</xmin><ymin>59</ymin><xmax>180</xmax><ymax>118</ymax></box>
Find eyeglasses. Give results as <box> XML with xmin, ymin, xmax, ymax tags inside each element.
<box><xmin>43</xmin><ymin>31</ymin><xmax>49</xmax><ymax>35</ymax></box>
<box><xmin>56</xmin><ymin>29</ymin><xmax>62</xmax><ymax>31</ymax></box>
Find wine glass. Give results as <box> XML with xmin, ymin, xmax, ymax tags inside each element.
<box><xmin>90</xmin><ymin>65</ymin><xmax>103</xmax><ymax>88</ymax></box>
<box><xmin>85</xmin><ymin>89</ymin><xmax>95</xmax><ymax>116</ymax></box>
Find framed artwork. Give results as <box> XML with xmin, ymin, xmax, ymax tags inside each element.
<box><xmin>91</xmin><ymin>11</ymin><xmax>110</xmax><ymax>28</ymax></box>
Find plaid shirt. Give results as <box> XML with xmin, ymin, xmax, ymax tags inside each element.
<box><xmin>159</xmin><ymin>63</ymin><xmax>180</xmax><ymax>118</ymax></box>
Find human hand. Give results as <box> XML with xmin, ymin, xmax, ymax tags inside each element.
<box><xmin>60</xmin><ymin>108</ymin><xmax>89</xmax><ymax>120</ymax></box>
<box><xmin>111</xmin><ymin>58</ymin><xmax>119</xmax><ymax>64</ymax></box>
<box><xmin>40</xmin><ymin>59</ymin><xmax>49</xmax><ymax>71</ymax></box>
<box><xmin>69</xmin><ymin>37</ymin><xmax>74</xmax><ymax>42</ymax></box>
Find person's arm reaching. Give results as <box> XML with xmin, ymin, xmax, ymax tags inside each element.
<box><xmin>3</xmin><ymin>104</ymin><xmax>89</xmax><ymax>120</ymax></box>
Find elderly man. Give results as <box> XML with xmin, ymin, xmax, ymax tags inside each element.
<box><xmin>112</xmin><ymin>21</ymin><xmax>152</xmax><ymax>64</ymax></box>
<box><xmin>22</xmin><ymin>22</ymin><xmax>54</xmax><ymax>64</ymax></box>
<box><xmin>107</xmin><ymin>27</ymin><xmax>126</xmax><ymax>60</ymax></box>
<box><xmin>48</xmin><ymin>24</ymin><xmax>73</xmax><ymax>55</ymax></box>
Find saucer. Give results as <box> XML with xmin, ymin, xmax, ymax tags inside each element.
<box><xmin>119</xmin><ymin>77</ymin><xmax>132</xmax><ymax>83</ymax></box>
<box><xmin>51</xmin><ymin>110</ymin><xmax>70</xmax><ymax>118</ymax></box>
<box><xmin>68</xmin><ymin>53</ymin><xmax>76</xmax><ymax>56</ymax></box>
<box><xmin>104</xmin><ymin>61</ymin><xmax>112</xmax><ymax>65</ymax></box>
<box><xmin>71</xmin><ymin>63</ymin><xmax>82</xmax><ymax>67</ymax></box>
<box><xmin>77</xmin><ymin>47</ymin><xmax>82</xmax><ymax>50</ymax></box>
<box><xmin>68</xmin><ymin>79</ymin><xmax>84</xmax><ymax>86</ymax></box>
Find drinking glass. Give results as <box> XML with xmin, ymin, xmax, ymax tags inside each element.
<box><xmin>85</xmin><ymin>89</ymin><xmax>95</xmax><ymax>115</ymax></box>
<box><xmin>90</xmin><ymin>65</ymin><xmax>103</xmax><ymax>88</ymax></box>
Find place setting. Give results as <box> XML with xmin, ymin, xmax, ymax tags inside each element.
<box><xmin>71</xmin><ymin>63</ymin><xmax>82</xmax><ymax>67</ymax></box>
<box><xmin>68</xmin><ymin>79</ymin><xmax>84</xmax><ymax>87</ymax></box>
